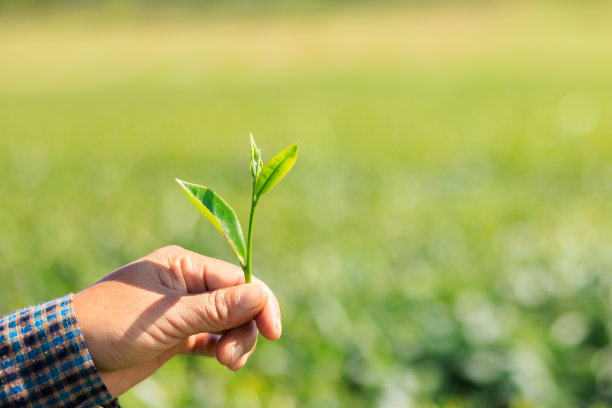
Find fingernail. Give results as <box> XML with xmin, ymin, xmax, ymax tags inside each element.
<box><xmin>276</xmin><ymin>317</ymin><xmax>282</xmax><ymax>334</ymax></box>
<box><xmin>230</xmin><ymin>343</ymin><xmax>245</xmax><ymax>365</ymax></box>
<box><xmin>238</xmin><ymin>283</ymin><xmax>264</xmax><ymax>311</ymax></box>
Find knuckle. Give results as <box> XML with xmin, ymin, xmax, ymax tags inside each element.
<box><xmin>163</xmin><ymin>244</ymin><xmax>184</xmax><ymax>253</ymax></box>
<box><xmin>150</xmin><ymin>245</ymin><xmax>184</xmax><ymax>261</ymax></box>
<box><xmin>203</xmin><ymin>290</ymin><xmax>230</xmax><ymax>327</ymax></box>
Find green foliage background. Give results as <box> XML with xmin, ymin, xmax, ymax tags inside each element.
<box><xmin>2</xmin><ymin>2</ymin><xmax>612</xmax><ymax>407</ymax></box>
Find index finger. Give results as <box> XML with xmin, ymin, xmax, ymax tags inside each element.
<box><xmin>155</xmin><ymin>245</ymin><xmax>245</xmax><ymax>293</ymax></box>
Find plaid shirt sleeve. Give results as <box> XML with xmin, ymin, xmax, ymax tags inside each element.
<box><xmin>0</xmin><ymin>294</ymin><xmax>120</xmax><ymax>407</ymax></box>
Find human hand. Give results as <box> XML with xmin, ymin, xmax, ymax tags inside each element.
<box><xmin>73</xmin><ymin>245</ymin><xmax>281</xmax><ymax>397</ymax></box>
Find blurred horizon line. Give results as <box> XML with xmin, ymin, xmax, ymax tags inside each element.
<box><xmin>2</xmin><ymin>0</ymin><xmax>612</xmax><ymax>94</ymax></box>
<box><xmin>1</xmin><ymin>0</ymin><xmax>611</xmax><ymax>19</ymax></box>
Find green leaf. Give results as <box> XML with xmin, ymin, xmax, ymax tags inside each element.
<box><xmin>254</xmin><ymin>143</ymin><xmax>298</xmax><ymax>198</ymax></box>
<box><xmin>176</xmin><ymin>179</ymin><xmax>247</xmax><ymax>266</ymax></box>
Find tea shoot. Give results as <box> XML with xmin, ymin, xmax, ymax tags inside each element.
<box><xmin>177</xmin><ymin>134</ymin><xmax>298</xmax><ymax>283</ymax></box>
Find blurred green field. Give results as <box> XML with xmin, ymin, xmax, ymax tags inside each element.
<box><xmin>2</xmin><ymin>2</ymin><xmax>612</xmax><ymax>407</ymax></box>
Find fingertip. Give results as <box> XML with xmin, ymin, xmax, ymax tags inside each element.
<box><xmin>257</xmin><ymin>316</ymin><xmax>282</xmax><ymax>341</ymax></box>
<box><xmin>253</xmin><ymin>282</ymin><xmax>282</xmax><ymax>340</ymax></box>
<box><xmin>227</xmin><ymin>353</ymin><xmax>250</xmax><ymax>371</ymax></box>
<box><xmin>215</xmin><ymin>321</ymin><xmax>257</xmax><ymax>367</ymax></box>
<box><xmin>216</xmin><ymin>340</ymin><xmax>241</xmax><ymax>367</ymax></box>
<box><xmin>273</xmin><ymin>316</ymin><xmax>283</xmax><ymax>340</ymax></box>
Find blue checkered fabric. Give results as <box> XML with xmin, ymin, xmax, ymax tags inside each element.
<box><xmin>0</xmin><ymin>294</ymin><xmax>120</xmax><ymax>407</ymax></box>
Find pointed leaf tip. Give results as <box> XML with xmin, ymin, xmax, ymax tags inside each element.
<box><xmin>254</xmin><ymin>143</ymin><xmax>298</xmax><ymax>198</ymax></box>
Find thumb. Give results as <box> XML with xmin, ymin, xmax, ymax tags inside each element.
<box><xmin>176</xmin><ymin>283</ymin><xmax>267</xmax><ymax>336</ymax></box>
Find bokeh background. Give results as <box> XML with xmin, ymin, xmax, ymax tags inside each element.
<box><xmin>2</xmin><ymin>0</ymin><xmax>612</xmax><ymax>406</ymax></box>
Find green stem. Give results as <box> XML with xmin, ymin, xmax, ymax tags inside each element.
<box><xmin>245</xmin><ymin>189</ymin><xmax>258</xmax><ymax>284</ymax></box>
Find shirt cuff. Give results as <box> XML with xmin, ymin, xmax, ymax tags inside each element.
<box><xmin>0</xmin><ymin>294</ymin><xmax>120</xmax><ymax>407</ymax></box>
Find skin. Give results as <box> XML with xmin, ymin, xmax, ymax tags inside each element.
<box><xmin>73</xmin><ymin>245</ymin><xmax>282</xmax><ymax>398</ymax></box>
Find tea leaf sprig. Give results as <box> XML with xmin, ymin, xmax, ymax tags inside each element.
<box><xmin>177</xmin><ymin>134</ymin><xmax>298</xmax><ymax>283</ymax></box>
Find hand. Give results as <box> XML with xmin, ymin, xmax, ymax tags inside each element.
<box><xmin>73</xmin><ymin>245</ymin><xmax>282</xmax><ymax>397</ymax></box>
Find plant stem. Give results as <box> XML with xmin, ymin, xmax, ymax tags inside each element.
<box><xmin>245</xmin><ymin>188</ymin><xmax>258</xmax><ymax>284</ymax></box>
